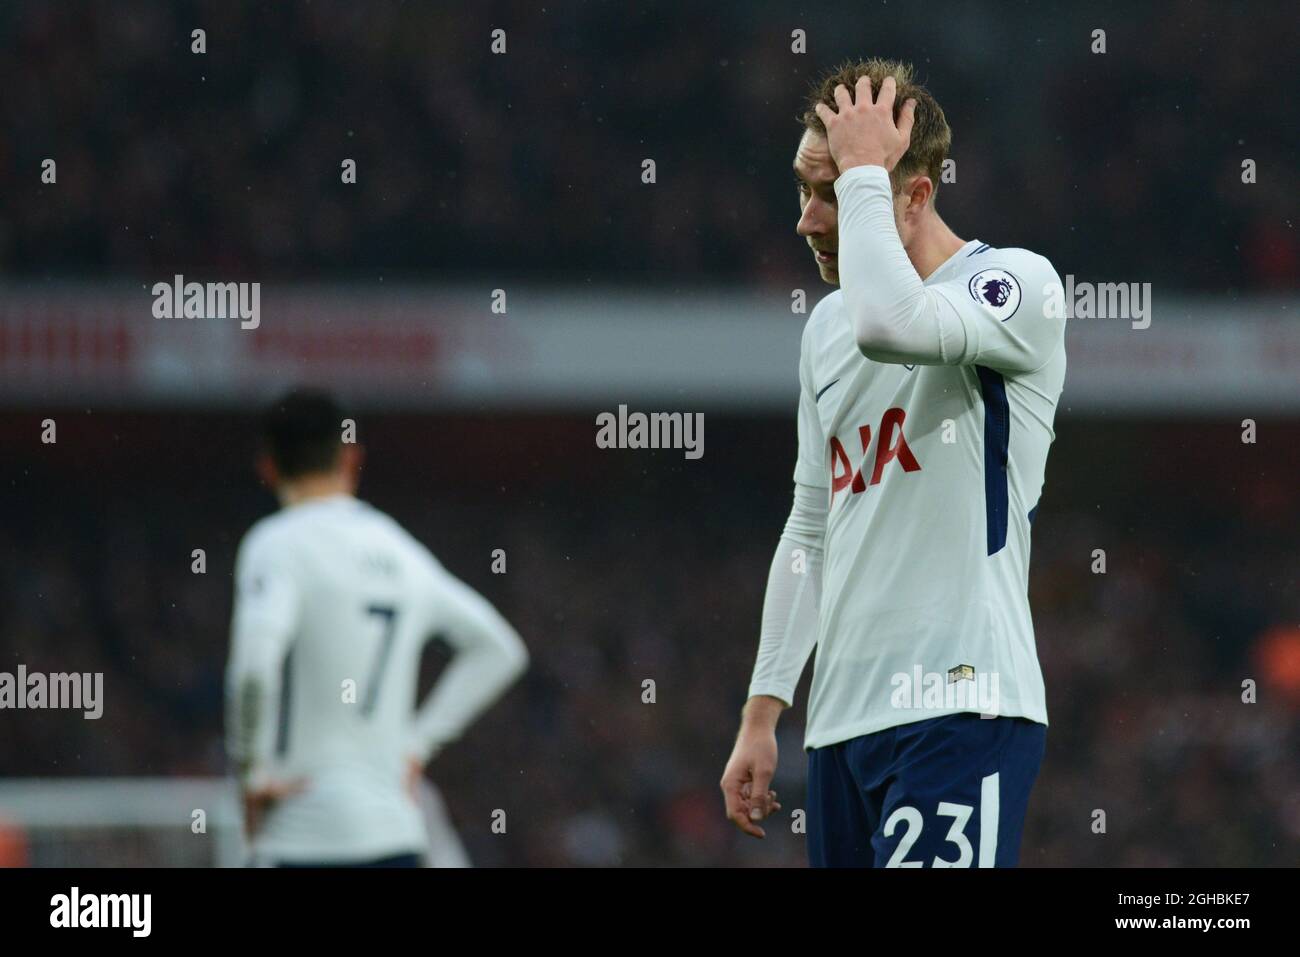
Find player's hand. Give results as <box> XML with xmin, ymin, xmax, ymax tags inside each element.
<box><xmin>720</xmin><ymin>713</ymin><xmax>782</xmax><ymax>838</ymax></box>
<box><xmin>241</xmin><ymin>777</ymin><xmax>308</xmax><ymax>839</ymax></box>
<box><xmin>813</xmin><ymin>75</ymin><xmax>917</xmax><ymax>174</ymax></box>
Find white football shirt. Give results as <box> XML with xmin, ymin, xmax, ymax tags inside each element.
<box><xmin>226</xmin><ymin>494</ymin><xmax>527</xmax><ymax>863</ymax></box>
<box><xmin>787</xmin><ymin>164</ymin><xmax>1067</xmax><ymax>749</ymax></box>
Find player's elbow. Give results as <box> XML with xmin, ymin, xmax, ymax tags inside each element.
<box><xmin>501</xmin><ymin>636</ymin><xmax>530</xmax><ymax>682</ymax></box>
<box><xmin>510</xmin><ymin>642</ymin><xmax>530</xmax><ymax>678</ymax></box>
<box><xmin>852</xmin><ymin>316</ymin><xmax>913</xmax><ymax>363</ymax></box>
<box><xmin>851</xmin><ymin>302</ymin><xmax>941</xmax><ymax>365</ymax></box>
<box><xmin>853</xmin><ymin>320</ymin><xmax>892</xmax><ymax>359</ymax></box>
<box><xmin>847</xmin><ymin>295</ymin><xmax>908</xmax><ymax>359</ymax></box>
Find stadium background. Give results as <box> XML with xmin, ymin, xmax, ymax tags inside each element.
<box><xmin>1</xmin><ymin>1</ymin><xmax>1297</xmax><ymax>866</ymax></box>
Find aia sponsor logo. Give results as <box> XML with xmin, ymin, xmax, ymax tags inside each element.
<box><xmin>829</xmin><ymin>407</ymin><xmax>921</xmax><ymax>503</ymax></box>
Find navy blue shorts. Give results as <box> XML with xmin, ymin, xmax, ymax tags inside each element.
<box><xmin>806</xmin><ymin>713</ymin><xmax>1046</xmax><ymax>868</ymax></box>
<box><xmin>272</xmin><ymin>851</ymin><xmax>424</xmax><ymax>868</ymax></box>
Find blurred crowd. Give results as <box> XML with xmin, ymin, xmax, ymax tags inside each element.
<box><xmin>0</xmin><ymin>0</ymin><xmax>1296</xmax><ymax>291</ymax></box>
<box><xmin>1</xmin><ymin>412</ymin><xmax>1296</xmax><ymax>866</ymax></box>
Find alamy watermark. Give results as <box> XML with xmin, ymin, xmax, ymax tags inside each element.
<box><xmin>890</xmin><ymin>664</ymin><xmax>1001</xmax><ymax>717</ymax></box>
<box><xmin>50</xmin><ymin>887</ymin><xmax>150</xmax><ymax>937</ymax></box>
<box><xmin>596</xmin><ymin>405</ymin><xmax>704</xmax><ymax>460</ymax></box>
<box><xmin>151</xmin><ymin>274</ymin><xmax>260</xmax><ymax>329</ymax></box>
<box><xmin>1046</xmin><ymin>275</ymin><xmax>1152</xmax><ymax>329</ymax></box>
<box><xmin>0</xmin><ymin>666</ymin><xmax>103</xmax><ymax>719</ymax></box>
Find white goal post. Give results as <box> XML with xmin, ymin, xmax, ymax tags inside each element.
<box><xmin>0</xmin><ymin>778</ymin><xmax>244</xmax><ymax>867</ymax></box>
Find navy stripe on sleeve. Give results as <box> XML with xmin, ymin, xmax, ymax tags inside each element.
<box><xmin>976</xmin><ymin>366</ymin><xmax>1010</xmax><ymax>555</ymax></box>
<box><xmin>275</xmin><ymin>647</ymin><xmax>294</xmax><ymax>756</ymax></box>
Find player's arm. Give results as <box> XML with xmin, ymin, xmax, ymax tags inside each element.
<box><xmin>721</xmin><ymin>323</ymin><xmax>828</xmax><ymax>838</ymax></box>
<box><xmin>407</xmin><ymin>564</ymin><xmax>529</xmax><ymax>767</ymax></box>
<box><xmin>721</xmin><ymin>481</ymin><xmax>826</xmax><ymax>838</ymax></box>
<box><xmin>225</xmin><ymin>532</ymin><xmax>305</xmax><ymax>833</ymax></box>
<box><xmin>817</xmin><ymin>75</ymin><xmax>1065</xmax><ymax>373</ymax></box>
<box><xmin>747</xmin><ymin>481</ymin><xmax>826</xmax><ymax>710</ymax></box>
<box><xmin>835</xmin><ymin>163</ymin><xmax>1064</xmax><ymax>372</ymax></box>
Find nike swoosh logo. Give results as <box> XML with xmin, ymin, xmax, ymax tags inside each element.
<box><xmin>815</xmin><ymin>378</ymin><xmax>840</xmax><ymax>402</ymax></box>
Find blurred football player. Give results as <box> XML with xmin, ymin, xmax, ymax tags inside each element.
<box><xmin>415</xmin><ymin>778</ymin><xmax>471</xmax><ymax>868</ymax></box>
<box><xmin>722</xmin><ymin>59</ymin><xmax>1066</xmax><ymax>867</ymax></box>
<box><xmin>226</xmin><ymin>388</ymin><xmax>528</xmax><ymax>866</ymax></box>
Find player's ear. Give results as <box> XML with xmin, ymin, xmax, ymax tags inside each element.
<box><xmin>905</xmin><ymin>175</ymin><xmax>933</xmax><ymax>216</ymax></box>
<box><xmin>255</xmin><ymin>452</ymin><xmax>279</xmax><ymax>490</ymax></box>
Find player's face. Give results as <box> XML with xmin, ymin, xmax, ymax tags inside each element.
<box><xmin>794</xmin><ymin>130</ymin><xmax>840</xmax><ymax>284</ymax></box>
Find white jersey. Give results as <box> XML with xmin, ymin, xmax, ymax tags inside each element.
<box><xmin>783</xmin><ymin>164</ymin><xmax>1067</xmax><ymax>749</ymax></box>
<box><xmin>226</xmin><ymin>494</ymin><xmax>527</xmax><ymax>863</ymax></box>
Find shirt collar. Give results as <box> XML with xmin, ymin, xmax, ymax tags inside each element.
<box><xmin>925</xmin><ymin>239</ymin><xmax>983</xmax><ymax>283</ymax></box>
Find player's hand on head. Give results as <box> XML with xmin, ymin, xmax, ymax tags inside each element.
<box><xmin>813</xmin><ymin>74</ymin><xmax>917</xmax><ymax>174</ymax></box>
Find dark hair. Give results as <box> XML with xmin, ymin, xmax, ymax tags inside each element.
<box><xmin>262</xmin><ymin>387</ymin><xmax>349</xmax><ymax>479</ymax></box>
